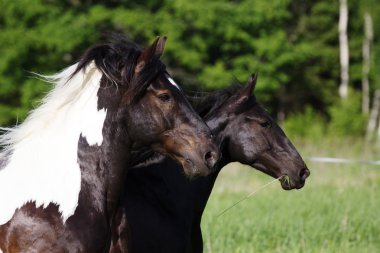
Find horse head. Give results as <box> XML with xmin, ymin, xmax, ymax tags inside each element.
<box><xmin>90</xmin><ymin>36</ymin><xmax>220</xmax><ymax>177</ymax></box>
<box><xmin>206</xmin><ymin>74</ymin><xmax>310</xmax><ymax>189</ymax></box>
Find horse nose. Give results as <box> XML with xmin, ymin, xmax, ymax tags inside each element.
<box><xmin>204</xmin><ymin>150</ymin><xmax>219</xmax><ymax>169</ymax></box>
<box><xmin>299</xmin><ymin>167</ymin><xmax>310</xmax><ymax>181</ymax></box>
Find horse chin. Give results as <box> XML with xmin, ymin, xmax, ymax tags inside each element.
<box><xmin>279</xmin><ymin>178</ymin><xmax>293</xmax><ymax>190</ymax></box>
<box><xmin>174</xmin><ymin>156</ymin><xmax>210</xmax><ymax>178</ymax></box>
<box><xmin>279</xmin><ymin>175</ymin><xmax>305</xmax><ymax>190</ymax></box>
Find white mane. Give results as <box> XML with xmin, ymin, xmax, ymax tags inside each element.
<box><xmin>1</xmin><ymin>63</ymin><xmax>99</xmax><ymax>149</ymax></box>
<box><xmin>0</xmin><ymin>62</ymin><xmax>107</xmax><ymax>224</ymax></box>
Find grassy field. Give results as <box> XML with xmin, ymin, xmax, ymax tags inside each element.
<box><xmin>201</xmin><ymin>139</ymin><xmax>380</xmax><ymax>253</ymax></box>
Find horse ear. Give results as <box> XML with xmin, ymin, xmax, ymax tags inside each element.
<box><xmin>235</xmin><ymin>73</ymin><xmax>258</xmax><ymax>104</ymax></box>
<box><xmin>243</xmin><ymin>73</ymin><xmax>258</xmax><ymax>96</ymax></box>
<box><xmin>135</xmin><ymin>36</ymin><xmax>167</xmax><ymax>74</ymax></box>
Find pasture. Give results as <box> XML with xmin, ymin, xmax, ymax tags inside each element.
<box><xmin>201</xmin><ymin>139</ymin><xmax>380</xmax><ymax>253</ymax></box>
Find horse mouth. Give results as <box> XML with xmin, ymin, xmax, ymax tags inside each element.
<box><xmin>184</xmin><ymin>159</ymin><xmax>200</xmax><ymax>176</ymax></box>
<box><xmin>250</xmin><ymin>161</ymin><xmax>305</xmax><ymax>190</ymax></box>
<box><xmin>279</xmin><ymin>176</ymin><xmax>292</xmax><ymax>190</ymax></box>
<box><xmin>279</xmin><ymin>175</ymin><xmax>305</xmax><ymax>190</ymax></box>
<box><xmin>174</xmin><ymin>156</ymin><xmax>210</xmax><ymax>178</ymax></box>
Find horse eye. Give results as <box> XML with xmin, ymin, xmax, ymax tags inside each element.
<box><xmin>158</xmin><ymin>93</ymin><xmax>171</xmax><ymax>102</ymax></box>
<box><xmin>260</xmin><ymin>121</ymin><xmax>271</xmax><ymax>128</ymax></box>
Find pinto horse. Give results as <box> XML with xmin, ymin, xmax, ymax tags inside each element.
<box><xmin>0</xmin><ymin>36</ymin><xmax>220</xmax><ymax>252</ymax></box>
<box><xmin>111</xmin><ymin>74</ymin><xmax>310</xmax><ymax>253</ymax></box>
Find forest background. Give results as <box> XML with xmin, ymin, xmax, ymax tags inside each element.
<box><xmin>1</xmin><ymin>0</ymin><xmax>380</xmax><ymax>143</ymax></box>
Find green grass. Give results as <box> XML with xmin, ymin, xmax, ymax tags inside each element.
<box><xmin>201</xmin><ymin>140</ymin><xmax>380</xmax><ymax>253</ymax></box>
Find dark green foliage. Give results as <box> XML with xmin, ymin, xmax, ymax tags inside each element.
<box><xmin>0</xmin><ymin>0</ymin><xmax>378</xmax><ymax>138</ymax></box>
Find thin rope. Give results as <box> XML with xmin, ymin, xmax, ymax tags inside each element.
<box><xmin>216</xmin><ymin>176</ymin><xmax>282</xmax><ymax>218</ymax></box>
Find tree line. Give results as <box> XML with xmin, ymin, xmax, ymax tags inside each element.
<box><xmin>1</xmin><ymin>0</ymin><xmax>379</xmax><ymax>139</ymax></box>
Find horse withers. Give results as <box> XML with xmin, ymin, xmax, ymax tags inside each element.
<box><xmin>112</xmin><ymin>74</ymin><xmax>310</xmax><ymax>253</ymax></box>
<box><xmin>0</xmin><ymin>36</ymin><xmax>219</xmax><ymax>252</ymax></box>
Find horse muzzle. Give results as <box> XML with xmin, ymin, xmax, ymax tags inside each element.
<box><xmin>279</xmin><ymin>167</ymin><xmax>310</xmax><ymax>190</ymax></box>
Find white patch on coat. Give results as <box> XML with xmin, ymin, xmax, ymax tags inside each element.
<box><xmin>0</xmin><ymin>62</ymin><xmax>107</xmax><ymax>225</ymax></box>
<box><xmin>166</xmin><ymin>75</ymin><xmax>180</xmax><ymax>90</ymax></box>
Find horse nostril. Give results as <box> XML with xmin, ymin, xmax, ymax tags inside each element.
<box><xmin>204</xmin><ymin>151</ymin><xmax>218</xmax><ymax>169</ymax></box>
<box><xmin>299</xmin><ymin>168</ymin><xmax>310</xmax><ymax>181</ymax></box>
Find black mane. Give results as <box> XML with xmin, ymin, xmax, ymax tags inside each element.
<box><xmin>73</xmin><ymin>34</ymin><xmax>166</xmax><ymax>101</ymax></box>
<box><xmin>188</xmin><ymin>84</ymin><xmax>242</xmax><ymax>118</ymax></box>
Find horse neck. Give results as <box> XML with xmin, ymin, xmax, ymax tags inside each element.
<box><xmin>187</xmin><ymin>113</ymin><xmax>232</xmax><ymax>214</ymax></box>
<box><xmin>75</xmin><ymin>87</ymin><xmax>133</xmax><ymax>222</ymax></box>
<box><xmin>61</xmin><ymin>109</ymin><xmax>133</xmax><ymax>252</ymax></box>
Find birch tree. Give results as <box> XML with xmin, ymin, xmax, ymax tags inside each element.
<box><xmin>362</xmin><ymin>12</ymin><xmax>373</xmax><ymax>113</ymax></box>
<box><xmin>339</xmin><ymin>0</ymin><xmax>349</xmax><ymax>98</ymax></box>
<box><xmin>366</xmin><ymin>90</ymin><xmax>380</xmax><ymax>141</ymax></box>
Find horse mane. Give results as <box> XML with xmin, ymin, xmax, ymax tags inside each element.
<box><xmin>0</xmin><ymin>34</ymin><xmax>166</xmax><ymax>153</ymax></box>
<box><xmin>73</xmin><ymin>34</ymin><xmax>166</xmax><ymax>102</ymax></box>
<box><xmin>0</xmin><ymin>63</ymin><xmax>92</xmax><ymax>151</ymax></box>
<box><xmin>188</xmin><ymin>84</ymin><xmax>242</xmax><ymax>118</ymax></box>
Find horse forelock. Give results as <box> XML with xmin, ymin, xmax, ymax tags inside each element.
<box><xmin>130</xmin><ymin>57</ymin><xmax>166</xmax><ymax>103</ymax></box>
<box><xmin>0</xmin><ymin>62</ymin><xmax>107</xmax><ymax>225</ymax></box>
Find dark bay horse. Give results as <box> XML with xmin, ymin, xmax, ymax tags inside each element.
<box><xmin>0</xmin><ymin>36</ymin><xmax>220</xmax><ymax>252</ymax></box>
<box><xmin>111</xmin><ymin>74</ymin><xmax>310</xmax><ymax>253</ymax></box>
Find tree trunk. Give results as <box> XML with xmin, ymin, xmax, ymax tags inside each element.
<box><xmin>362</xmin><ymin>12</ymin><xmax>373</xmax><ymax>114</ymax></box>
<box><xmin>339</xmin><ymin>0</ymin><xmax>349</xmax><ymax>98</ymax></box>
<box><xmin>366</xmin><ymin>89</ymin><xmax>380</xmax><ymax>141</ymax></box>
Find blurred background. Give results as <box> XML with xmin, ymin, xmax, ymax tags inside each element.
<box><xmin>1</xmin><ymin>0</ymin><xmax>380</xmax><ymax>141</ymax></box>
<box><xmin>1</xmin><ymin>0</ymin><xmax>379</xmax><ymax>252</ymax></box>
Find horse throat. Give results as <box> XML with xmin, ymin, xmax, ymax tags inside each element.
<box><xmin>205</xmin><ymin>114</ymin><xmax>231</xmax><ymax>169</ymax></box>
